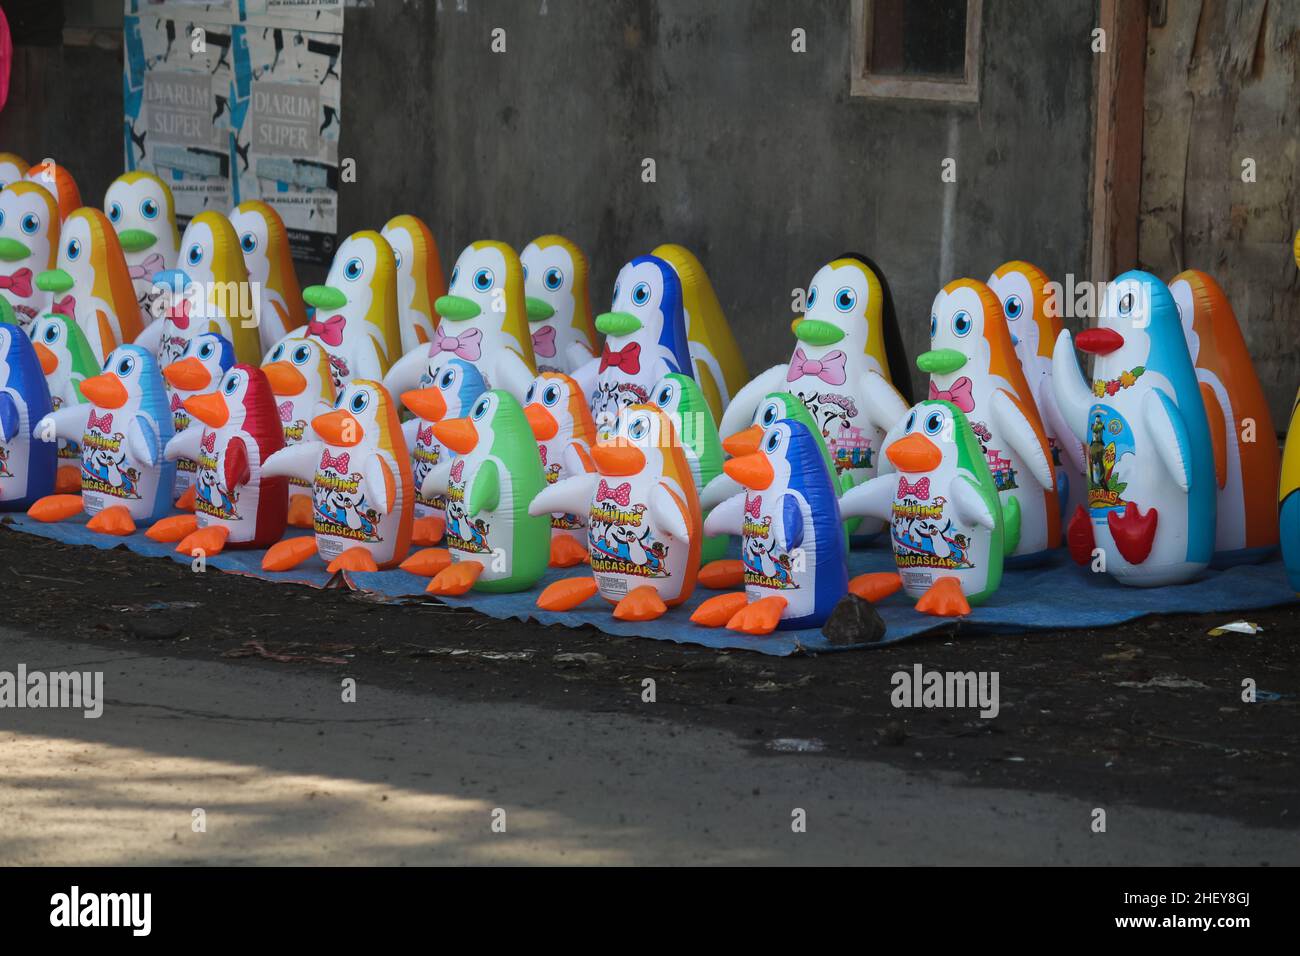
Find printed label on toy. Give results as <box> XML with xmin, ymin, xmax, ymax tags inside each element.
<box><xmin>170</xmin><ymin>395</ymin><xmax>198</xmax><ymax>475</ymax></box>
<box><xmin>587</xmin><ymin>486</ymin><xmax>670</xmax><ymax>579</ymax></box>
<box><xmin>443</xmin><ymin>462</ymin><xmax>492</xmax><ymax>554</ymax></box>
<box><xmin>889</xmin><ymin>478</ymin><xmax>975</xmax><ymax>572</ymax></box>
<box><xmin>80</xmin><ymin>415</ymin><xmax>143</xmax><ymax>501</ymax></box>
<box><xmin>0</xmin><ymin>437</ymin><xmax>26</xmax><ymax>496</ymax></box>
<box><xmin>787</xmin><ymin>386</ymin><xmax>875</xmax><ymax>475</ymax></box>
<box><xmin>50</xmin><ymin>396</ymin><xmax>81</xmax><ymax>462</ymax></box>
<box><xmin>1086</xmin><ymin>403</ymin><xmax>1136</xmax><ymax>522</ymax></box>
<box><xmin>192</xmin><ymin>435</ymin><xmax>241</xmax><ymax>521</ymax></box>
<box><xmin>324</xmin><ymin>350</ymin><xmax>350</xmax><ymax>394</ymax></box>
<box><xmin>740</xmin><ymin>495</ymin><xmax>799</xmax><ymax>591</ymax></box>
<box><xmin>412</xmin><ymin>426</ymin><xmax>445</xmax><ymax>511</ymax></box>
<box><xmin>313</xmin><ymin>449</ymin><xmax>382</xmax><ymax>543</ymax></box>
<box><xmin>278</xmin><ymin>407</ymin><xmax>313</xmax><ymax>490</ymax></box>
<box><xmin>967</xmin><ymin>419</ymin><xmax>1019</xmax><ymax>492</ymax></box>
<box><xmin>592</xmin><ymin>379</ymin><xmax>650</xmax><ymax>440</ymax></box>
<box><xmin>539</xmin><ymin>443</ymin><xmax>583</xmax><ymax>530</ymax></box>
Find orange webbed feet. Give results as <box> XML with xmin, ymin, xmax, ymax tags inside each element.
<box><xmin>411</xmin><ymin>515</ymin><xmax>446</xmax><ymax>546</ymax></box>
<box><xmin>848</xmin><ymin>572</ymin><xmax>904</xmax><ymax>603</ymax></box>
<box><xmin>613</xmin><ymin>585</ymin><xmax>668</xmax><ymax>622</ymax></box>
<box><xmin>548</xmin><ymin>535</ymin><xmax>589</xmax><ymax>568</ymax></box>
<box><xmin>327</xmin><ymin>546</ymin><xmax>380</xmax><ymax>574</ymax></box>
<box><xmin>174</xmin><ymin>485</ymin><xmax>196</xmax><ymax>511</ymax></box>
<box><xmin>176</xmin><ymin>525</ymin><xmax>229</xmax><ymax>556</ymax></box>
<box><xmin>427</xmin><ymin>560</ymin><xmax>483</xmax><ymax>596</ymax></box>
<box><xmin>536</xmin><ymin>577</ymin><xmax>599</xmax><ymax>611</ymax></box>
<box><xmin>915</xmin><ymin>576</ymin><xmax>970</xmax><ymax>617</ymax></box>
<box><xmin>262</xmin><ymin>536</ymin><xmax>319</xmax><ymax>572</ymax></box>
<box><xmin>27</xmin><ymin>493</ymin><xmax>84</xmax><ymax>522</ymax></box>
<box><xmin>726</xmin><ymin>595</ymin><xmax>787</xmax><ymax>635</ymax></box>
<box><xmin>86</xmin><ymin>505</ymin><xmax>135</xmax><ymax>536</ymax></box>
<box><xmin>698</xmin><ymin>559</ymin><xmax>744</xmax><ymax>590</ymax></box>
<box><xmin>399</xmin><ymin>547</ymin><xmax>452</xmax><ymax>577</ymax></box>
<box><xmin>146</xmin><ymin>514</ymin><xmax>198</xmax><ymax>542</ymax></box>
<box><xmin>690</xmin><ymin>591</ymin><xmax>749</xmax><ymax>627</ymax></box>
<box><xmin>287</xmin><ymin>493</ymin><xmax>314</xmax><ymax>528</ymax></box>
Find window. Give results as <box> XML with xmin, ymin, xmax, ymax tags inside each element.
<box><xmin>851</xmin><ymin>0</ymin><xmax>983</xmax><ymax>103</ymax></box>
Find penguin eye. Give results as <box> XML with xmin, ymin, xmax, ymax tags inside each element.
<box><xmin>449</xmin><ymin>265</ymin><xmax>460</xmax><ymax>288</ymax></box>
<box><xmin>140</xmin><ymin>199</ymin><xmax>159</xmax><ymax>220</ymax></box>
<box><xmin>270</xmin><ymin>344</ymin><xmax>284</xmax><ymax>361</ymax></box>
<box><xmin>20</xmin><ymin>212</ymin><xmax>40</xmax><ymax>234</ymax></box>
<box><xmin>344</xmin><ymin>257</ymin><xmax>364</xmax><ymax>281</ymax></box>
<box><xmin>472</xmin><ymin>397</ymin><xmax>490</xmax><ymax>420</ymax></box>
<box><xmin>108</xmin><ymin>203</ymin><xmax>122</xmax><ymax>223</ymax></box>
<box><xmin>834</xmin><ymin>286</ymin><xmax>856</xmax><ymax>312</ymax></box>
<box><xmin>393</xmin><ymin>251</ymin><xmax>403</xmax><ymax>270</ymax></box>
<box><xmin>631</xmin><ymin>282</ymin><xmax>650</xmax><ymax>306</ymax></box>
<box><xmin>544</xmin><ymin>267</ymin><xmax>563</xmax><ymax>291</ymax></box>
<box><xmin>806</xmin><ymin>286</ymin><xmax>817</xmax><ymax>308</ymax></box>
<box><xmin>223</xmin><ymin>373</ymin><xmax>240</xmax><ymax>395</ymax></box>
<box><xmin>924</xmin><ymin>411</ymin><xmax>944</xmax><ymax>435</ymax></box>
<box><xmin>43</xmin><ymin>323</ymin><xmax>59</xmax><ymax>343</ymax></box>
<box><xmin>521</xmin><ymin>264</ymin><xmax>529</xmax><ymax>281</ymax></box>
<box><xmin>186</xmin><ymin>243</ymin><xmax>203</xmax><ymax>266</ymax></box>
<box><xmin>611</xmin><ymin>281</ymin><xmax>620</xmax><ymax>304</ymax></box>
<box><xmin>472</xmin><ymin>267</ymin><xmax>494</xmax><ymax>292</ymax></box>
<box><xmin>240</xmin><ymin>232</ymin><xmax>257</xmax><ymax>254</ymax></box>
<box><xmin>1118</xmin><ymin>292</ymin><xmax>1134</xmax><ymax>316</ymax></box>
<box><xmin>761</xmin><ymin>403</ymin><xmax>779</xmax><ymax>427</ymax></box>
<box><xmin>929</xmin><ymin>314</ymin><xmax>937</xmax><ymax>338</ymax></box>
<box><xmin>350</xmin><ymin>390</ymin><xmax>370</xmax><ymax>414</ymax></box>
<box><xmin>765</xmin><ymin>429</ymin><xmax>782</xmax><ymax>453</ymax></box>
<box><xmin>199</xmin><ymin>341</ymin><xmax>215</xmax><ymax>359</ymax></box>
<box><xmin>66</xmin><ymin>238</ymin><xmax>81</xmax><ymax>260</ymax></box>
<box><xmin>951</xmin><ymin>311</ymin><xmax>972</xmax><ymax>337</ymax></box>
<box><xmin>655</xmin><ymin>384</ymin><xmax>673</xmax><ymax>407</ymax></box>
<box><xmin>525</xmin><ymin>383</ymin><xmax>536</xmax><ymax>404</ymax></box>
<box><xmin>543</xmin><ymin>384</ymin><xmax>561</xmax><ymax>406</ymax></box>
<box><xmin>116</xmin><ymin>354</ymin><xmax>135</xmax><ymax>377</ymax></box>
<box><xmin>1004</xmin><ymin>295</ymin><xmax>1023</xmax><ymax>319</ymax></box>
<box><xmin>906</xmin><ymin>410</ymin><xmax>917</xmax><ymax>431</ymax></box>
<box><xmin>439</xmin><ymin>369</ymin><xmax>456</xmax><ymax>390</ymax></box>
<box><xmin>628</xmin><ymin>415</ymin><xmax>650</xmax><ymax>441</ymax></box>
<box><xmin>292</xmin><ymin>344</ymin><xmax>311</xmax><ymax>365</ymax></box>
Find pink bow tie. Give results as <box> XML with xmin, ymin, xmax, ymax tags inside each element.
<box><xmin>450</xmin><ymin>459</ymin><xmax>464</xmax><ymax>483</ymax></box>
<box><xmin>928</xmin><ymin>376</ymin><xmax>975</xmax><ymax>413</ymax></box>
<box><xmin>201</xmin><ymin>431</ymin><xmax>216</xmax><ymax>453</ymax></box>
<box><xmin>320</xmin><ymin>450</ymin><xmax>350</xmax><ymax>472</ymax></box>
<box><xmin>52</xmin><ymin>295</ymin><xmax>76</xmax><ymax>320</ymax></box>
<box><xmin>597</xmin><ymin>479</ymin><xmax>632</xmax><ymax>507</ymax></box>
<box><xmin>0</xmin><ymin>268</ymin><xmax>32</xmax><ymax>297</ymax></box>
<box><xmin>744</xmin><ymin>495</ymin><xmax>762</xmax><ymax>519</ymax></box>
<box><xmin>538</xmin><ymin>444</ymin><xmax>548</xmax><ymax>467</ymax></box>
<box><xmin>278</xmin><ymin>401</ymin><xmax>294</xmax><ymax>423</ymax></box>
<box><xmin>531</xmin><ymin>325</ymin><xmax>556</xmax><ymax>358</ymax></box>
<box><xmin>434</xmin><ymin>325</ymin><xmax>482</xmax><ymax>361</ymax></box>
<box><xmin>417</xmin><ymin>424</ymin><xmax>434</xmax><ymax>445</ymax></box>
<box><xmin>127</xmin><ymin>253</ymin><xmax>166</xmax><ymax>282</ymax></box>
<box><xmin>307</xmin><ymin>314</ymin><xmax>347</xmax><ymax>348</ymax></box>
<box><xmin>897</xmin><ymin>476</ymin><xmax>931</xmax><ymax>500</ymax></box>
<box><xmin>88</xmin><ymin>410</ymin><xmax>113</xmax><ymax>433</ymax></box>
<box><xmin>787</xmin><ymin>347</ymin><xmax>847</xmax><ymax>386</ymax></box>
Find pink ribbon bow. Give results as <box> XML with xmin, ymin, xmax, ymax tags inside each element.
<box><xmin>928</xmin><ymin>376</ymin><xmax>975</xmax><ymax>413</ymax></box>
<box><xmin>744</xmin><ymin>495</ymin><xmax>762</xmax><ymax>519</ymax></box>
<box><xmin>531</xmin><ymin>325</ymin><xmax>556</xmax><ymax>358</ymax></box>
<box><xmin>538</xmin><ymin>444</ymin><xmax>548</xmax><ymax>467</ymax></box>
<box><xmin>597</xmin><ymin>479</ymin><xmax>632</xmax><ymax>507</ymax></box>
<box><xmin>787</xmin><ymin>347</ymin><xmax>847</xmax><ymax>386</ymax></box>
<box><xmin>320</xmin><ymin>450</ymin><xmax>350</xmax><ymax>473</ymax></box>
<box><xmin>127</xmin><ymin>253</ymin><xmax>166</xmax><ymax>282</ymax></box>
<box><xmin>416</xmin><ymin>424</ymin><xmax>434</xmax><ymax>446</ymax></box>
<box><xmin>450</xmin><ymin>459</ymin><xmax>464</xmax><ymax>483</ymax></box>
<box><xmin>88</xmin><ymin>410</ymin><xmax>113</xmax><ymax>433</ymax></box>
<box><xmin>169</xmin><ymin>392</ymin><xmax>183</xmax><ymax>411</ymax></box>
<box><xmin>307</xmin><ymin>314</ymin><xmax>347</xmax><ymax>348</ymax></box>
<box><xmin>201</xmin><ymin>431</ymin><xmax>216</xmax><ymax>453</ymax></box>
<box><xmin>434</xmin><ymin>325</ymin><xmax>482</xmax><ymax>361</ymax></box>
<box><xmin>52</xmin><ymin>295</ymin><xmax>76</xmax><ymax>320</ymax></box>
<box><xmin>897</xmin><ymin>476</ymin><xmax>931</xmax><ymax>500</ymax></box>
<box><xmin>0</xmin><ymin>267</ymin><xmax>32</xmax><ymax>297</ymax></box>
<box><xmin>278</xmin><ymin>401</ymin><xmax>294</xmax><ymax>423</ymax></box>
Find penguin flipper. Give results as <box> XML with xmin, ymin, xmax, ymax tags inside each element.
<box><xmin>990</xmin><ymin>388</ymin><xmax>1054</xmax><ymax>490</ymax></box>
<box><xmin>0</xmin><ymin>392</ymin><xmax>18</xmax><ymax>442</ymax></box>
<box><xmin>862</xmin><ymin>370</ymin><xmax>909</xmax><ymax>434</ymax></box>
<box><xmin>363</xmin><ymin>453</ymin><xmax>397</xmax><ymax>514</ymax></box>
<box><xmin>37</xmin><ymin>405</ymin><xmax>91</xmax><ymax>443</ymax></box>
<box><xmin>952</xmin><ymin>475</ymin><xmax>998</xmax><ymax>532</ymax></box>
<box><xmin>1199</xmin><ymin>381</ymin><xmax>1228</xmax><ymax>489</ymax></box>
<box><xmin>1050</xmin><ymin>330</ymin><xmax>1093</xmax><ymax>443</ymax></box>
<box><xmin>700</xmin><ymin>472</ymin><xmax>743</xmax><ymax>511</ymax></box>
<box><xmin>420</xmin><ymin>458</ymin><xmax>454</xmax><ymax>500</ymax></box>
<box><xmin>874</xmin><ymin>414</ymin><xmax>911</xmax><ymax>478</ymax></box>
<box><xmin>529</xmin><ymin>473</ymin><xmax>599</xmax><ymax>518</ymax></box>
<box><xmin>1142</xmin><ymin>388</ymin><xmax>1193</xmax><ymax>492</ymax></box>
<box><xmin>569</xmin><ymin>355</ymin><xmax>600</xmax><ymax>401</ymax></box>
<box><xmin>164</xmin><ymin>423</ymin><xmax>204</xmax><ymax>462</ymax></box>
<box><xmin>382</xmin><ymin>345</ymin><xmax>429</xmax><ymax>403</ymax></box>
<box><xmin>719</xmin><ymin>364</ymin><xmax>787</xmax><ymax>440</ymax></box>
<box><xmin>652</xmin><ymin>481</ymin><xmax>691</xmax><ymax>541</ymax></box>
<box><xmin>127</xmin><ymin>414</ymin><xmax>163</xmax><ymax>466</ymax></box>
<box><xmin>777</xmin><ymin>493</ymin><xmax>805</xmax><ymax>552</ymax></box>
<box><xmin>400</xmin><ymin>417</ymin><xmax>420</xmax><ymax>447</ymax></box>
<box><xmin>222</xmin><ymin>436</ymin><xmax>250</xmax><ymax>491</ymax></box>
<box><xmin>837</xmin><ymin>473</ymin><xmax>895</xmax><ymax>521</ymax></box>
<box><xmin>701</xmin><ymin>490</ymin><xmax>746</xmax><ymax>537</ymax></box>
<box><xmin>264</xmin><ymin>440</ymin><xmax>324</xmax><ymax>482</ymax></box>
<box><xmin>493</xmin><ymin>350</ymin><xmax>536</xmax><ymax>403</ymax></box>
<box><xmin>1035</xmin><ymin>374</ymin><xmax>1087</xmax><ymax>475</ymax></box>
<box><xmin>1000</xmin><ymin>494</ymin><xmax>1021</xmax><ymax>556</ymax></box>
<box><xmin>466</xmin><ymin>458</ymin><xmax>501</xmax><ymax>516</ymax></box>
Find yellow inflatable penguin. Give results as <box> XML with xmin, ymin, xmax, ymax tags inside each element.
<box><xmin>0</xmin><ymin>152</ymin><xmax>30</xmax><ymax>189</ymax></box>
<box><xmin>520</xmin><ymin>234</ymin><xmax>597</xmax><ymax>374</ymax></box>
<box><xmin>103</xmin><ymin>171</ymin><xmax>181</xmax><ymax>328</ymax></box>
<box><xmin>382</xmin><ymin>213</ymin><xmax>446</xmax><ymax>356</ymax></box>
<box><xmin>0</xmin><ymin>181</ymin><xmax>60</xmax><ymax>326</ymax></box>
<box><xmin>229</xmin><ymin>200</ymin><xmax>307</xmax><ymax>352</ymax></box>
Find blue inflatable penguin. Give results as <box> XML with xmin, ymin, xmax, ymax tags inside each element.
<box><xmin>0</xmin><ymin>324</ymin><xmax>56</xmax><ymax>509</ymax></box>
<box><xmin>1051</xmin><ymin>270</ymin><xmax>1215</xmax><ymax>586</ymax></box>
<box><xmin>572</xmin><ymin>254</ymin><xmax>695</xmax><ymax>440</ymax></box>
<box><xmin>692</xmin><ymin>417</ymin><xmax>847</xmax><ymax>633</ymax></box>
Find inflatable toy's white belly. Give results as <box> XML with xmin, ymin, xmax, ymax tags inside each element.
<box><xmin>741</xmin><ymin>490</ymin><xmax>817</xmax><ymax>620</ymax></box>
<box><xmin>588</xmin><ymin>474</ymin><xmax>689</xmax><ymax>603</ymax></box>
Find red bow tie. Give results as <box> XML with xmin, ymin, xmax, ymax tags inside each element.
<box><xmin>897</xmin><ymin>476</ymin><xmax>931</xmax><ymax>500</ymax></box>
<box><xmin>599</xmin><ymin>341</ymin><xmax>641</xmax><ymax>375</ymax></box>
<box><xmin>52</xmin><ymin>295</ymin><xmax>76</xmax><ymax>320</ymax></box>
<box><xmin>88</xmin><ymin>410</ymin><xmax>113</xmax><ymax>433</ymax></box>
<box><xmin>201</xmin><ymin>431</ymin><xmax>216</xmax><ymax>453</ymax></box>
<box><xmin>278</xmin><ymin>401</ymin><xmax>294</xmax><ymax>423</ymax></box>
<box><xmin>450</xmin><ymin>459</ymin><xmax>464</xmax><ymax>483</ymax></box>
<box><xmin>167</xmin><ymin>297</ymin><xmax>191</xmax><ymax>330</ymax></box>
<box><xmin>597</xmin><ymin>479</ymin><xmax>632</xmax><ymax>506</ymax></box>
<box><xmin>320</xmin><ymin>450</ymin><xmax>350</xmax><ymax>472</ymax></box>
<box><xmin>0</xmin><ymin>268</ymin><xmax>32</xmax><ymax>297</ymax></box>
<box><xmin>744</xmin><ymin>495</ymin><xmax>762</xmax><ymax>519</ymax></box>
<box><xmin>307</xmin><ymin>313</ymin><xmax>347</xmax><ymax>348</ymax></box>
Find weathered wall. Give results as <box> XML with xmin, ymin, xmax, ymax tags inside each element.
<box><xmin>1140</xmin><ymin>0</ymin><xmax>1300</xmax><ymax>424</ymax></box>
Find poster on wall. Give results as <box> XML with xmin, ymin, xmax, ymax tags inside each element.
<box><xmin>123</xmin><ymin>0</ymin><xmax>343</xmax><ymax>264</ymax></box>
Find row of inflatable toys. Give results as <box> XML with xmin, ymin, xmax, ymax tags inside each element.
<box><xmin>0</xmin><ymin>151</ymin><xmax>1297</xmax><ymax>637</ymax></box>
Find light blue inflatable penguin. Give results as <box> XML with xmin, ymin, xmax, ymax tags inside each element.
<box><xmin>573</xmin><ymin>254</ymin><xmax>695</xmax><ymax>440</ymax></box>
<box><xmin>1051</xmin><ymin>270</ymin><xmax>1215</xmax><ymax>586</ymax></box>
<box><xmin>0</xmin><ymin>323</ymin><xmax>56</xmax><ymax>510</ymax></box>
<box><xmin>29</xmin><ymin>344</ymin><xmax>176</xmax><ymax>534</ymax></box>
<box><xmin>694</xmin><ymin>417</ymin><xmax>848</xmax><ymax>633</ymax></box>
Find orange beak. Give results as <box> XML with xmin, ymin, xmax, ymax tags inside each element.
<box><xmin>312</xmin><ymin>409</ymin><xmax>364</xmax><ymax>447</ymax></box>
<box><xmin>402</xmin><ymin>387</ymin><xmax>448</xmax><ymax>423</ymax></box>
<box><xmin>590</xmin><ymin>441</ymin><xmax>646</xmax><ymax>477</ymax></box>
<box><xmin>433</xmin><ymin>416</ymin><xmax>479</xmax><ymax>455</ymax></box>
<box><xmin>183</xmin><ymin>391</ymin><xmax>229</xmax><ymax>429</ymax></box>
<box><xmin>34</xmin><ymin>341</ymin><xmax>57</xmax><ymax>375</ymax></box>
<box><xmin>723</xmin><ymin>452</ymin><xmax>775</xmax><ymax>491</ymax></box>
<box><xmin>722</xmin><ymin>424</ymin><xmax>764</xmax><ymax>457</ymax></box>
<box><xmin>163</xmin><ymin>356</ymin><xmax>213</xmax><ymax>391</ymax></box>
<box><xmin>524</xmin><ymin>403</ymin><xmax>558</xmax><ymax>440</ymax></box>
<box><xmin>886</xmin><ymin>432</ymin><xmax>943</xmax><ymax>473</ymax></box>
<box><xmin>79</xmin><ymin>372</ymin><xmax>128</xmax><ymax>409</ymax></box>
<box><xmin>262</xmin><ymin>360</ymin><xmax>306</xmax><ymax>396</ymax></box>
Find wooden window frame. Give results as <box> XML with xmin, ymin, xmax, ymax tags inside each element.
<box><xmin>850</xmin><ymin>0</ymin><xmax>983</xmax><ymax>104</ymax></box>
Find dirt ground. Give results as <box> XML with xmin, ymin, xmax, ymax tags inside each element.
<box><xmin>0</xmin><ymin>522</ymin><xmax>1296</xmax><ymax>831</ymax></box>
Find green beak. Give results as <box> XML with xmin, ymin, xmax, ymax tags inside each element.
<box><xmin>36</xmin><ymin>269</ymin><xmax>74</xmax><ymax>294</ymax></box>
<box><xmin>916</xmin><ymin>348</ymin><xmax>968</xmax><ymax>375</ymax></box>
<box><xmin>595</xmin><ymin>311</ymin><xmax>642</xmax><ymax>336</ymax></box>
<box><xmin>303</xmin><ymin>284</ymin><xmax>348</xmax><ymax>310</ymax></box>
<box><xmin>0</xmin><ymin>298</ymin><xmax>17</xmax><ymax>325</ymax></box>
<box><xmin>792</xmin><ymin>318</ymin><xmax>846</xmax><ymax>346</ymax></box>
<box><xmin>117</xmin><ymin>228</ymin><xmax>157</xmax><ymax>253</ymax></box>
<box><xmin>525</xmin><ymin>296</ymin><xmax>555</xmax><ymax>322</ymax></box>
<box><xmin>0</xmin><ymin>237</ymin><xmax>31</xmax><ymax>261</ymax></box>
<box><xmin>436</xmin><ymin>294</ymin><xmax>482</xmax><ymax>321</ymax></box>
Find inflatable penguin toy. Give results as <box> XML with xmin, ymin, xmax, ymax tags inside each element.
<box><xmin>148</xmin><ymin>364</ymin><xmax>288</xmax><ymax>554</ymax></box>
<box><xmin>522</xmin><ymin>371</ymin><xmax>598</xmax><ymax>567</ymax></box>
<box><xmin>261</xmin><ymin>336</ymin><xmax>336</xmax><ymax>528</ymax></box>
<box><xmin>26</xmin><ymin>313</ymin><xmax>99</xmax><ymax>492</ymax></box>
<box><xmin>384</xmin><ymin>240</ymin><xmax>535</xmax><ymax>403</ymax></box>
<box><xmin>0</xmin><ymin>324</ymin><xmax>56</xmax><ymax>509</ymax></box>
<box><xmin>840</xmin><ymin>400</ymin><xmax>1007</xmax><ymax>615</ymax></box>
<box><xmin>529</xmin><ymin>404</ymin><xmax>702</xmax><ymax>621</ymax></box>
<box><xmin>521</xmin><ymin>235</ymin><xmax>597</xmax><ymax>374</ymax></box>
<box><xmin>104</xmin><ymin>172</ymin><xmax>180</xmax><ymax>327</ymax></box>
<box><xmin>692</xmin><ymin>417</ymin><xmax>848</xmax><ymax>634</ymax></box>
<box><xmin>1052</xmin><ymin>270</ymin><xmax>1216</xmax><ymax>586</ymax></box>
<box><xmin>382</xmin><ymin>214</ymin><xmax>446</xmax><ymax>355</ymax></box>
<box><xmin>28</xmin><ymin>344</ymin><xmax>175</xmax><ymax>534</ymax></box>
<box><xmin>35</xmin><ymin>207</ymin><xmax>141</xmax><ymax>364</ymax></box>
<box><xmin>719</xmin><ymin>254</ymin><xmax>911</xmax><ymax>535</ymax></box>
<box><xmin>229</xmin><ymin>200</ymin><xmax>307</xmax><ymax>352</ymax></box>
<box><xmin>262</xmin><ymin>379</ymin><xmax>414</xmax><ymax>572</ymax></box>
<box><xmin>0</xmin><ymin>182</ymin><xmax>60</xmax><ymax>326</ymax></box>
<box><xmin>1170</xmin><ymin>269</ymin><xmax>1279</xmax><ymax>565</ymax></box>
<box><xmin>650</xmin><ymin>371</ymin><xmax>728</xmax><ymax>564</ymax></box>
<box><xmin>25</xmin><ymin>161</ymin><xmax>82</xmax><ymax>223</ymax></box>
<box><xmin>987</xmin><ymin>260</ymin><xmax>1087</xmax><ymax>518</ymax></box>
<box><xmin>162</xmin><ymin>332</ymin><xmax>235</xmax><ymax>505</ymax></box>
<box><xmin>1280</xmin><ymin>389</ymin><xmax>1300</xmax><ymax>594</ymax></box>
<box><xmin>919</xmin><ymin>278</ymin><xmax>1058</xmax><ymax>563</ymax></box>
<box><xmin>0</xmin><ymin>153</ymin><xmax>29</xmax><ymax>190</ymax></box>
